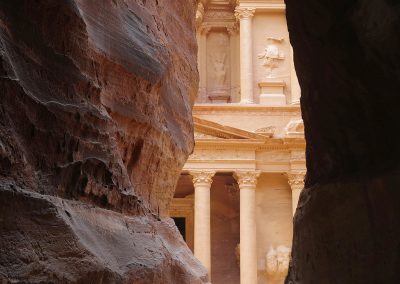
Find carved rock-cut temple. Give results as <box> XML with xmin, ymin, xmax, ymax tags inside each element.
<box><xmin>169</xmin><ymin>1</ymin><xmax>305</xmax><ymax>283</ymax></box>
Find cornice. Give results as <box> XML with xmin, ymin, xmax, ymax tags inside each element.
<box><xmin>236</xmin><ymin>0</ymin><xmax>285</xmax><ymax>12</ymax></box>
<box><xmin>194</xmin><ymin>138</ymin><xmax>305</xmax><ymax>151</ymax></box>
<box><xmin>194</xmin><ymin>116</ymin><xmax>271</xmax><ymax>139</ymax></box>
<box><xmin>193</xmin><ymin>103</ymin><xmax>301</xmax><ymax>115</ymax></box>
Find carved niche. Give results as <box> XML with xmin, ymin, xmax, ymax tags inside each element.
<box><xmin>207</xmin><ymin>32</ymin><xmax>231</xmax><ymax>102</ymax></box>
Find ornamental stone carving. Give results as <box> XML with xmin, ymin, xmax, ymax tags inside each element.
<box><xmin>190</xmin><ymin>170</ymin><xmax>215</xmax><ymax>187</ymax></box>
<box><xmin>285</xmin><ymin>118</ymin><xmax>304</xmax><ymax>137</ymax></box>
<box><xmin>195</xmin><ymin>2</ymin><xmax>205</xmax><ymax>28</ymax></box>
<box><xmin>287</xmin><ymin>172</ymin><xmax>305</xmax><ymax>190</ymax></box>
<box><xmin>198</xmin><ymin>26</ymin><xmax>211</xmax><ymax>35</ymax></box>
<box><xmin>258</xmin><ymin>37</ymin><xmax>285</xmax><ymax>78</ymax></box>
<box><xmin>234</xmin><ymin>7</ymin><xmax>255</xmax><ymax>20</ymax></box>
<box><xmin>234</xmin><ymin>171</ymin><xmax>260</xmax><ymax>187</ymax></box>
<box><xmin>265</xmin><ymin>246</ymin><xmax>291</xmax><ymax>283</ymax></box>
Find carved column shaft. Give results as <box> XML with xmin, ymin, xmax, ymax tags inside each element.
<box><xmin>234</xmin><ymin>171</ymin><xmax>260</xmax><ymax>284</ymax></box>
<box><xmin>287</xmin><ymin>172</ymin><xmax>305</xmax><ymax>216</ymax></box>
<box><xmin>190</xmin><ymin>170</ymin><xmax>215</xmax><ymax>277</ymax></box>
<box><xmin>235</xmin><ymin>8</ymin><xmax>255</xmax><ymax>104</ymax></box>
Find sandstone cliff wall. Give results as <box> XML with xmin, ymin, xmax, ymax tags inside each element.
<box><xmin>285</xmin><ymin>0</ymin><xmax>400</xmax><ymax>283</ymax></box>
<box><xmin>0</xmin><ymin>0</ymin><xmax>207</xmax><ymax>282</ymax></box>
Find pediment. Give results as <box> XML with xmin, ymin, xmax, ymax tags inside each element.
<box><xmin>193</xmin><ymin>116</ymin><xmax>270</xmax><ymax>140</ymax></box>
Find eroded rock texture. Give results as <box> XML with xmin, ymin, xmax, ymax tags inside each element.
<box><xmin>0</xmin><ymin>0</ymin><xmax>207</xmax><ymax>283</ymax></box>
<box><xmin>286</xmin><ymin>0</ymin><xmax>400</xmax><ymax>283</ymax></box>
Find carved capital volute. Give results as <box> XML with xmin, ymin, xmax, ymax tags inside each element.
<box><xmin>190</xmin><ymin>170</ymin><xmax>215</xmax><ymax>187</ymax></box>
<box><xmin>286</xmin><ymin>172</ymin><xmax>305</xmax><ymax>190</ymax></box>
<box><xmin>234</xmin><ymin>7</ymin><xmax>255</xmax><ymax>20</ymax></box>
<box><xmin>234</xmin><ymin>171</ymin><xmax>260</xmax><ymax>188</ymax></box>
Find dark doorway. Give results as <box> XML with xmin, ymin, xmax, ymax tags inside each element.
<box><xmin>173</xmin><ymin>217</ymin><xmax>186</xmax><ymax>241</ymax></box>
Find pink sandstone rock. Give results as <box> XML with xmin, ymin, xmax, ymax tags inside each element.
<box><xmin>0</xmin><ymin>0</ymin><xmax>208</xmax><ymax>282</ymax></box>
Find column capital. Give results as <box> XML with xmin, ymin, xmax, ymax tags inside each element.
<box><xmin>234</xmin><ymin>171</ymin><xmax>260</xmax><ymax>187</ymax></box>
<box><xmin>198</xmin><ymin>25</ymin><xmax>212</xmax><ymax>35</ymax></box>
<box><xmin>234</xmin><ymin>7</ymin><xmax>256</xmax><ymax>20</ymax></box>
<box><xmin>286</xmin><ymin>172</ymin><xmax>305</xmax><ymax>190</ymax></box>
<box><xmin>190</xmin><ymin>170</ymin><xmax>215</xmax><ymax>187</ymax></box>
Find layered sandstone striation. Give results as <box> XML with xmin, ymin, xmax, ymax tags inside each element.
<box><xmin>0</xmin><ymin>0</ymin><xmax>207</xmax><ymax>282</ymax></box>
<box><xmin>286</xmin><ymin>0</ymin><xmax>400</xmax><ymax>283</ymax></box>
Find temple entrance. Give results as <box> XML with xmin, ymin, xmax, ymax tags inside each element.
<box><xmin>211</xmin><ymin>172</ymin><xmax>240</xmax><ymax>283</ymax></box>
<box><xmin>172</xmin><ymin>217</ymin><xmax>187</xmax><ymax>241</ymax></box>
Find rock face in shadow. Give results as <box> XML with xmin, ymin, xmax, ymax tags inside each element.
<box><xmin>0</xmin><ymin>0</ymin><xmax>207</xmax><ymax>283</ymax></box>
<box><xmin>285</xmin><ymin>0</ymin><xmax>400</xmax><ymax>283</ymax></box>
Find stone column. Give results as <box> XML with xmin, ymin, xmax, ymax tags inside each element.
<box><xmin>235</xmin><ymin>7</ymin><xmax>255</xmax><ymax>104</ymax></box>
<box><xmin>290</xmin><ymin>46</ymin><xmax>301</xmax><ymax>104</ymax></box>
<box><xmin>287</xmin><ymin>172</ymin><xmax>305</xmax><ymax>216</ymax></box>
<box><xmin>190</xmin><ymin>170</ymin><xmax>215</xmax><ymax>277</ymax></box>
<box><xmin>234</xmin><ymin>171</ymin><xmax>260</xmax><ymax>284</ymax></box>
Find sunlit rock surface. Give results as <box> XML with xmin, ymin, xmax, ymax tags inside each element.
<box><xmin>0</xmin><ymin>0</ymin><xmax>207</xmax><ymax>282</ymax></box>
<box><xmin>286</xmin><ymin>0</ymin><xmax>400</xmax><ymax>283</ymax></box>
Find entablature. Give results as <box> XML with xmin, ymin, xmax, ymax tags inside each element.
<box><xmin>236</xmin><ymin>0</ymin><xmax>285</xmax><ymax>12</ymax></box>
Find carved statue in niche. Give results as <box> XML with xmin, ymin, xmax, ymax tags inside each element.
<box><xmin>265</xmin><ymin>245</ymin><xmax>291</xmax><ymax>283</ymax></box>
<box><xmin>212</xmin><ymin>52</ymin><xmax>227</xmax><ymax>86</ymax></box>
<box><xmin>207</xmin><ymin>32</ymin><xmax>230</xmax><ymax>102</ymax></box>
<box><xmin>258</xmin><ymin>37</ymin><xmax>285</xmax><ymax>78</ymax></box>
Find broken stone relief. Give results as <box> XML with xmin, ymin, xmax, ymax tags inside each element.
<box><xmin>258</xmin><ymin>37</ymin><xmax>286</xmax><ymax>79</ymax></box>
<box><xmin>265</xmin><ymin>245</ymin><xmax>291</xmax><ymax>283</ymax></box>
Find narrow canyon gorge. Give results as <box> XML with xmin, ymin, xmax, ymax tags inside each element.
<box><xmin>2</xmin><ymin>0</ymin><xmax>400</xmax><ymax>283</ymax></box>
<box><xmin>0</xmin><ymin>0</ymin><xmax>208</xmax><ymax>283</ymax></box>
<box><xmin>286</xmin><ymin>0</ymin><xmax>400</xmax><ymax>283</ymax></box>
